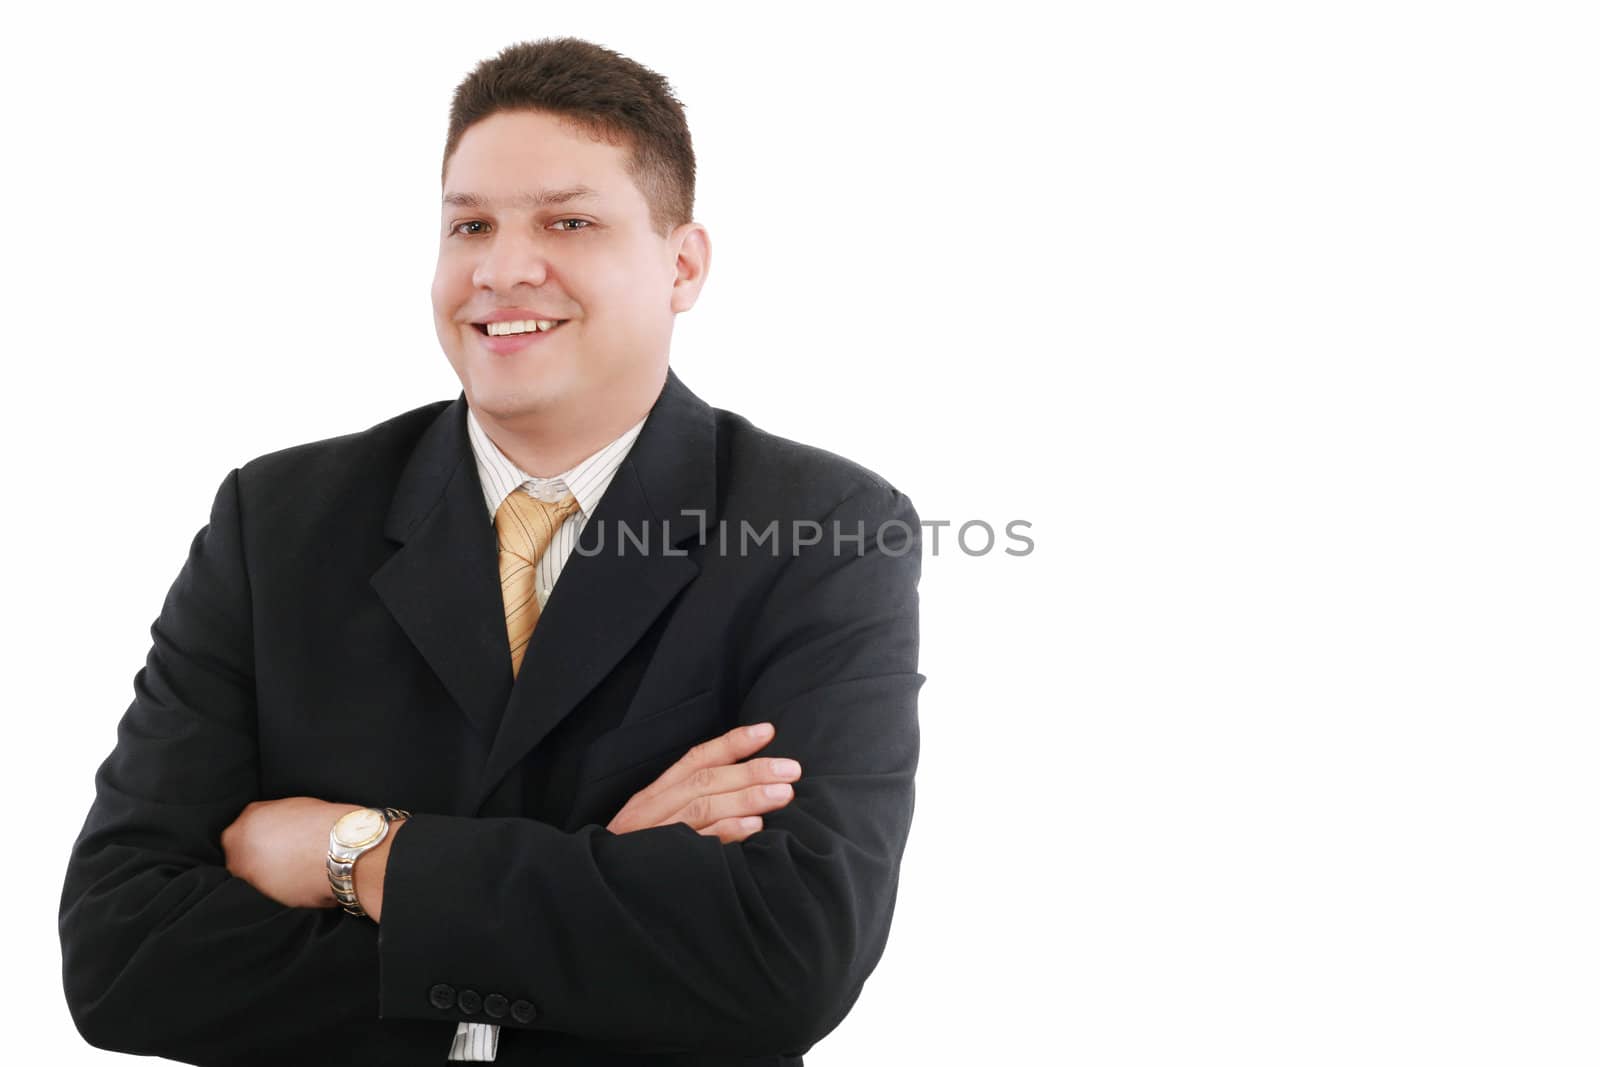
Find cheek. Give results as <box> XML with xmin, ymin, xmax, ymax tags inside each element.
<box><xmin>429</xmin><ymin>270</ymin><xmax>452</xmax><ymax>314</ymax></box>
<box><xmin>431</xmin><ymin>252</ymin><xmax>472</xmax><ymax>311</ymax></box>
<box><xmin>590</xmin><ymin>263</ymin><xmax>659</xmax><ymax>324</ymax></box>
<box><xmin>430</xmin><ymin>268</ymin><xmax>469</xmax><ymax>354</ymax></box>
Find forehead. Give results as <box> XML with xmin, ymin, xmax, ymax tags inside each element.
<box><xmin>443</xmin><ymin>109</ymin><xmax>638</xmax><ymax>207</ymax></box>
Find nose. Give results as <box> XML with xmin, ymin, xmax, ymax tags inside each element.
<box><xmin>471</xmin><ymin>228</ymin><xmax>551</xmax><ymax>292</ymax></box>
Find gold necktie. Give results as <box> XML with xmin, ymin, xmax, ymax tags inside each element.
<box><xmin>495</xmin><ymin>489</ymin><xmax>581</xmax><ymax>678</ymax></box>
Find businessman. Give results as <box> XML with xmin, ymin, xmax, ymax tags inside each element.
<box><xmin>60</xmin><ymin>36</ymin><xmax>923</xmax><ymax>1066</ymax></box>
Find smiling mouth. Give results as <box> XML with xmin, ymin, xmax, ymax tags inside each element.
<box><xmin>473</xmin><ymin>320</ymin><xmax>568</xmax><ymax>336</ymax></box>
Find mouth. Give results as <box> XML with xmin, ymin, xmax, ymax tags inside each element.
<box><xmin>471</xmin><ymin>319</ymin><xmax>568</xmax><ymax>337</ymax></box>
<box><xmin>471</xmin><ymin>318</ymin><xmax>569</xmax><ymax>355</ymax></box>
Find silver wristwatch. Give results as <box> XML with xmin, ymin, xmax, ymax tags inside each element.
<box><xmin>326</xmin><ymin>806</ymin><xmax>410</xmax><ymax>917</ymax></box>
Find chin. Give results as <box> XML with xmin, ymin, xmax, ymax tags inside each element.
<box><xmin>470</xmin><ymin>384</ymin><xmax>563</xmax><ymax>424</ymax></box>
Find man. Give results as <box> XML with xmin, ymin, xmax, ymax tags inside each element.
<box><xmin>59</xmin><ymin>36</ymin><xmax>922</xmax><ymax>1067</ymax></box>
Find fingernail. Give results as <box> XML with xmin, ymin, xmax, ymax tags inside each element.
<box><xmin>772</xmin><ymin>759</ymin><xmax>801</xmax><ymax>779</ymax></box>
<box><xmin>746</xmin><ymin>723</ymin><xmax>774</xmax><ymax>741</ymax></box>
<box><xmin>764</xmin><ymin>783</ymin><xmax>792</xmax><ymax>800</ymax></box>
<box><xmin>741</xmin><ymin>817</ymin><xmax>762</xmax><ymax>831</ymax></box>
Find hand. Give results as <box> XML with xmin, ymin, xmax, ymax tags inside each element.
<box><xmin>607</xmin><ymin>722</ymin><xmax>802</xmax><ymax>843</ymax></box>
<box><xmin>222</xmin><ymin>796</ymin><xmax>360</xmax><ymax>909</ymax></box>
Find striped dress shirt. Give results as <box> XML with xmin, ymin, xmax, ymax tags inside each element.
<box><xmin>445</xmin><ymin>405</ymin><xmax>647</xmax><ymax>1062</ymax></box>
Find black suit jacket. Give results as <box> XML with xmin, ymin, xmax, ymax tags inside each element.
<box><xmin>59</xmin><ymin>369</ymin><xmax>923</xmax><ymax>1066</ymax></box>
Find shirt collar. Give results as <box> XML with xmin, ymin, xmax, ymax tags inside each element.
<box><xmin>465</xmin><ymin>406</ymin><xmax>646</xmax><ymax>521</ymax></box>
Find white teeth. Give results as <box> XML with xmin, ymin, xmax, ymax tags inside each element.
<box><xmin>486</xmin><ymin>319</ymin><xmax>561</xmax><ymax>336</ymax></box>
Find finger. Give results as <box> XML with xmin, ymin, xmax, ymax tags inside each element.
<box><xmin>697</xmin><ymin>815</ymin><xmax>763</xmax><ymax>844</ymax></box>
<box><xmin>640</xmin><ymin>722</ymin><xmax>777</xmax><ymax>799</ymax></box>
<box><xmin>617</xmin><ymin>772</ymin><xmax>797</xmax><ymax>836</ymax></box>
<box><xmin>643</xmin><ymin>751</ymin><xmax>806</xmax><ymax>825</ymax></box>
<box><xmin>673</xmin><ymin>781</ymin><xmax>795</xmax><ymax>831</ymax></box>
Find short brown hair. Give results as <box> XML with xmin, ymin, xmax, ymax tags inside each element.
<box><xmin>442</xmin><ymin>37</ymin><xmax>696</xmax><ymax>238</ymax></box>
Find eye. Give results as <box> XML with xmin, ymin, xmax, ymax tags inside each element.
<box><xmin>553</xmin><ymin>218</ymin><xmax>592</xmax><ymax>232</ymax></box>
<box><xmin>451</xmin><ymin>220</ymin><xmax>489</xmax><ymax>236</ymax></box>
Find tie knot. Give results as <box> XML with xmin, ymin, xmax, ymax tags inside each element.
<box><xmin>494</xmin><ymin>490</ymin><xmax>581</xmax><ymax>563</ymax></box>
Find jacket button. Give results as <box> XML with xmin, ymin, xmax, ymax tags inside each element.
<box><xmin>483</xmin><ymin>994</ymin><xmax>509</xmax><ymax>1019</ymax></box>
<box><xmin>428</xmin><ymin>984</ymin><xmax>455</xmax><ymax>1010</ymax></box>
<box><xmin>511</xmin><ymin>999</ymin><xmax>537</xmax><ymax>1024</ymax></box>
<box><xmin>457</xmin><ymin>989</ymin><xmax>483</xmax><ymax>1015</ymax></box>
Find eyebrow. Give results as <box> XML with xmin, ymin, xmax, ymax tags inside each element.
<box><xmin>442</xmin><ymin>186</ymin><xmax>600</xmax><ymax>210</ymax></box>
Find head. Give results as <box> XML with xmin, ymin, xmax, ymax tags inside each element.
<box><xmin>432</xmin><ymin>38</ymin><xmax>710</xmax><ymax>457</ymax></box>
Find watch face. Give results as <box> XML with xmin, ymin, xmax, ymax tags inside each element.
<box><xmin>334</xmin><ymin>808</ymin><xmax>384</xmax><ymax>848</ymax></box>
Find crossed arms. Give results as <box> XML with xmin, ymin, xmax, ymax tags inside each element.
<box><xmin>58</xmin><ymin>467</ymin><xmax>923</xmax><ymax>1065</ymax></box>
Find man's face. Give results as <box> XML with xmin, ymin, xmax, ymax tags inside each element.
<box><xmin>433</xmin><ymin>109</ymin><xmax>706</xmax><ymax>439</ymax></box>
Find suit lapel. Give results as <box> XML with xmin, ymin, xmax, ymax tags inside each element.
<box><xmin>370</xmin><ymin>394</ymin><xmax>514</xmax><ymax>740</ymax></box>
<box><xmin>474</xmin><ymin>368</ymin><xmax>716</xmax><ymax>807</ymax></box>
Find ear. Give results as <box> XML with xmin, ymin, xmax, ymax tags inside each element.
<box><xmin>668</xmin><ymin>222</ymin><xmax>711</xmax><ymax>313</ymax></box>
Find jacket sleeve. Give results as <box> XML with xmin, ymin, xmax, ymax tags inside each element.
<box><xmin>58</xmin><ymin>468</ymin><xmax>444</xmax><ymax>1066</ymax></box>
<box><xmin>376</xmin><ymin>482</ymin><xmax>924</xmax><ymax>1057</ymax></box>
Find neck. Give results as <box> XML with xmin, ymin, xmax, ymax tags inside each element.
<box><xmin>471</xmin><ymin>374</ymin><xmax>664</xmax><ymax>478</ymax></box>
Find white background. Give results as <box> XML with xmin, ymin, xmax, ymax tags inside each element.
<box><xmin>3</xmin><ymin>2</ymin><xmax>1597</xmax><ymax>1064</ymax></box>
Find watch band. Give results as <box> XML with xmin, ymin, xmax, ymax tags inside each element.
<box><xmin>327</xmin><ymin>806</ymin><xmax>411</xmax><ymax>917</ymax></box>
